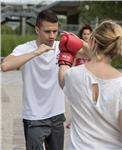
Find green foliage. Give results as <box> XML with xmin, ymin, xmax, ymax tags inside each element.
<box><xmin>78</xmin><ymin>1</ymin><xmax>122</xmax><ymax>25</ymax></box>
<box><xmin>78</xmin><ymin>1</ymin><xmax>122</xmax><ymax>68</ymax></box>
<box><xmin>1</xmin><ymin>24</ymin><xmax>15</xmax><ymax>34</ymax></box>
<box><xmin>14</xmin><ymin>24</ymin><xmax>35</xmax><ymax>34</ymax></box>
<box><xmin>112</xmin><ymin>55</ymin><xmax>122</xmax><ymax>68</ymax></box>
<box><xmin>14</xmin><ymin>26</ymin><xmax>20</xmax><ymax>34</ymax></box>
<box><xmin>1</xmin><ymin>34</ymin><xmax>36</xmax><ymax>57</ymax></box>
<box><xmin>58</xmin><ymin>15</ymin><xmax>67</xmax><ymax>26</ymax></box>
<box><xmin>26</xmin><ymin>24</ymin><xmax>35</xmax><ymax>34</ymax></box>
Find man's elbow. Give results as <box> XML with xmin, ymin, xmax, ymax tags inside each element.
<box><xmin>1</xmin><ymin>63</ymin><xmax>12</xmax><ymax>72</ymax></box>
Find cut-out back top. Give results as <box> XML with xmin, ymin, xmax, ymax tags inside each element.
<box><xmin>64</xmin><ymin>64</ymin><xmax>122</xmax><ymax>150</ymax></box>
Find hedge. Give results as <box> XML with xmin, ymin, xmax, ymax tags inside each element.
<box><xmin>1</xmin><ymin>34</ymin><xmax>36</xmax><ymax>57</ymax></box>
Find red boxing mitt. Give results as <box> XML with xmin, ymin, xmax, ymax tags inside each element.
<box><xmin>58</xmin><ymin>32</ymin><xmax>84</xmax><ymax>67</ymax></box>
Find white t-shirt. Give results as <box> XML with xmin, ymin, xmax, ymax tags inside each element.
<box><xmin>64</xmin><ymin>64</ymin><xmax>122</xmax><ymax>150</ymax></box>
<box><xmin>11</xmin><ymin>40</ymin><xmax>65</xmax><ymax>120</ymax></box>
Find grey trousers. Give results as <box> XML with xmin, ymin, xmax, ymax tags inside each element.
<box><xmin>23</xmin><ymin>114</ymin><xmax>65</xmax><ymax>150</ymax></box>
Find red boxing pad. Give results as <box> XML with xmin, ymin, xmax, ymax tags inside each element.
<box><xmin>59</xmin><ymin>33</ymin><xmax>84</xmax><ymax>56</ymax></box>
<box><xmin>58</xmin><ymin>52</ymin><xmax>74</xmax><ymax>67</ymax></box>
<box><xmin>66</xmin><ymin>34</ymin><xmax>84</xmax><ymax>55</ymax></box>
<box><xmin>58</xmin><ymin>32</ymin><xmax>84</xmax><ymax>67</ymax></box>
<box><xmin>59</xmin><ymin>35</ymin><xmax>68</xmax><ymax>51</ymax></box>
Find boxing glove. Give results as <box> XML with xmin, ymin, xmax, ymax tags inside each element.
<box><xmin>58</xmin><ymin>32</ymin><xmax>84</xmax><ymax>67</ymax></box>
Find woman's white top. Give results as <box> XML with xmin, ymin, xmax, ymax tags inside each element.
<box><xmin>64</xmin><ymin>64</ymin><xmax>122</xmax><ymax>150</ymax></box>
<box><xmin>11</xmin><ymin>40</ymin><xmax>65</xmax><ymax>120</ymax></box>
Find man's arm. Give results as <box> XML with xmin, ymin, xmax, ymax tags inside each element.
<box><xmin>1</xmin><ymin>44</ymin><xmax>52</xmax><ymax>72</ymax></box>
<box><xmin>58</xmin><ymin>65</ymin><xmax>70</xmax><ymax>89</ymax></box>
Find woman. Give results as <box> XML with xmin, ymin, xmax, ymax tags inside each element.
<box><xmin>74</xmin><ymin>25</ymin><xmax>93</xmax><ymax>66</ymax></box>
<box><xmin>59</xmin><ymin>20</ymin><xmax>122</xmax><ymax>149</ymax></box>
<box><xmin>78</xmin><ymin>25</ymin><xmax>92</xmax><ymax>42</ymax></box>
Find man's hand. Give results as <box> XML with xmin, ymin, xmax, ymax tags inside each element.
<box><xmin>34</xmin><ymin>44</ymin><xmax>54</xmax><ymax>56</ymax></box>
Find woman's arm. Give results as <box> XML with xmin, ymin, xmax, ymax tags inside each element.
<box><xmin>58</xmin><ymin>32</ymin><xmax>88</xmax><ymax>89</ymax></box>
<box><xmin>58</xmin><ymin>65</ymin><xmax>70</xmax><ymax>89</ymax></box>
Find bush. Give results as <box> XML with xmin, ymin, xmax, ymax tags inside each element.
<box><xmin>111</xmin><ymin>55</ymin><xmax>122</xmax><ymax>68</ymax></box>
<box><xmin>1</xmin><ymin>24</ymin><xmax>15</xmax><ymax>34</ymax></box>
<box><xmin>14</xmin><ymin>24</ymin><xmax>35</xmax><ymax>35</ymax></box>
<box><xmin>1</xmin><ymin>34</ymin><xmax>36</xmax><ymax>57</ymax></box>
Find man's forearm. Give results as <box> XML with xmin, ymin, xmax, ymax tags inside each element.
<box><xmin>1</xmin><ymin>51</ymin><xmax>38</xmax><ymax>72</ymax></box>
<box><xmin>1</xmin><ymin>44</ymin><xmax>53</xmax><ymax>72</ymax></box>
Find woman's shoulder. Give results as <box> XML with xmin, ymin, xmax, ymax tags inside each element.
<box><xmin>65</xmin><ymin>65</ymin><xmax>85</xmax><ymax>79</ymax></box>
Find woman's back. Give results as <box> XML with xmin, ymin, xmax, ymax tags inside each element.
<box><xmin>64</xmin><ymin>64</ymin><xmax>122</xmax><ymax>149</ymax></box>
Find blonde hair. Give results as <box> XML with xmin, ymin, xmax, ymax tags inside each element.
<box><xmin>91</xmin><ymin>20</ymin><xmax>122</xmax><ymax>59</ymax></box>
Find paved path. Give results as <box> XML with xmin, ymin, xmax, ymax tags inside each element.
<box><xmin>1</xmin><ymin>70</ymin><xmax>70</xmax><ymax>150</ymax></box>
<box><xmin>2</xmin><ymin>69</ymin><xmax>121</xmax><ymax>150</ymax></box>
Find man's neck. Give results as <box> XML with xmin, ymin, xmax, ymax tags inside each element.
<box><xmin>36</xmin><ymin>39</ymin><xmax>42</xmax><ymax>47</ymax></box>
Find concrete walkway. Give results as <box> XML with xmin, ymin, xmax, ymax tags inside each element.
<box><xmin>1</xmin><ymin>70</ymin><xmax>70</xmax><ymax>150</ymax></box>
<box><xmin>2</xmin><ymin>69</ymin><xmax>121</xmax><ymax>150</ymax></box>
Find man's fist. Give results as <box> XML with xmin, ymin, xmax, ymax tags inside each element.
<box><xmin>58</xmin><ymin>32</ymin><xmax>84</xmax><ymax>67</ymax></box>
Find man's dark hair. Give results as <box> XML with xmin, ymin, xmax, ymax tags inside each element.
<box><xmin>36</xmin><ymin>9</ymin><xmax>58</xmax><ymax>27</ymax></box>
<box><xmin>78</xmin><ymin>25</ymin><xmax>92</xmax><ymax>39</ymax></box>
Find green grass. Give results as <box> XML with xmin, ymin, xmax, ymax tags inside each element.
<box><xmin>1</xmin><ymin>34</ymin><xmax>36</xmax><ymax>57</ymax></box>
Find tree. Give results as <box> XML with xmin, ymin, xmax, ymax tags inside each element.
<box><xmin>78</xmin><ymin>1</ymin><xmax>122</xmax><ymax>25</ymax></box>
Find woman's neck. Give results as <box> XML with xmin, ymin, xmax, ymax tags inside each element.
<box><xmin>92</xmin><ymin>55</ymin><xmax>112</xmax><ymax>65</ymax></box>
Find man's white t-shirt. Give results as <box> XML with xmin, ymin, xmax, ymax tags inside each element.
<box><xmin>64</xmin><ymin>64</ymin><xmax>122</xmax><ymax>150</ymax></box>
<box><xmin>11</xmin><ymin>40</ymin><xmax>65</xmax><ymax>120</ymax></box>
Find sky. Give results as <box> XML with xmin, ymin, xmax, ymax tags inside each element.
<box><xmin>0</xmin><ymin>0</ymin><xmax>57</xmax><ymax>5</ymax></box>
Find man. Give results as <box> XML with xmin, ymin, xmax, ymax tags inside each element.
<box><xmin>1</xmin><ymin>10</ymin><xmax>65</xmax><ymax>150</ymax></box>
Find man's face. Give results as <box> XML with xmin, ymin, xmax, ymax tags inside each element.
<box><xmin>35</xmin><ymin>20</ymin><xmax>58</xmax><ymax>46</ymax></box>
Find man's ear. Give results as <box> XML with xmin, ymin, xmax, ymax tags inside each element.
<box><xmin>35</xmin><ymin>26</ymin><xmax>39</xmax><ymax>34</ymax></box>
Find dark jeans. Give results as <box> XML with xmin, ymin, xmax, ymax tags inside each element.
<box><xmin>23</xmin><ymin>114</ymin><xmax>65</xmax><ymax>150</ymax></box>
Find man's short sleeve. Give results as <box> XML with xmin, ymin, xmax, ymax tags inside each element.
<box><xmin>10</xmin><ymin>44</ymin><xmax>26</xmax><ymax>56</ymax></box>
<box><xmin>11</xmin><ymin>41</ymin><xmax>34</xmax><ymax>56</ymax></box>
